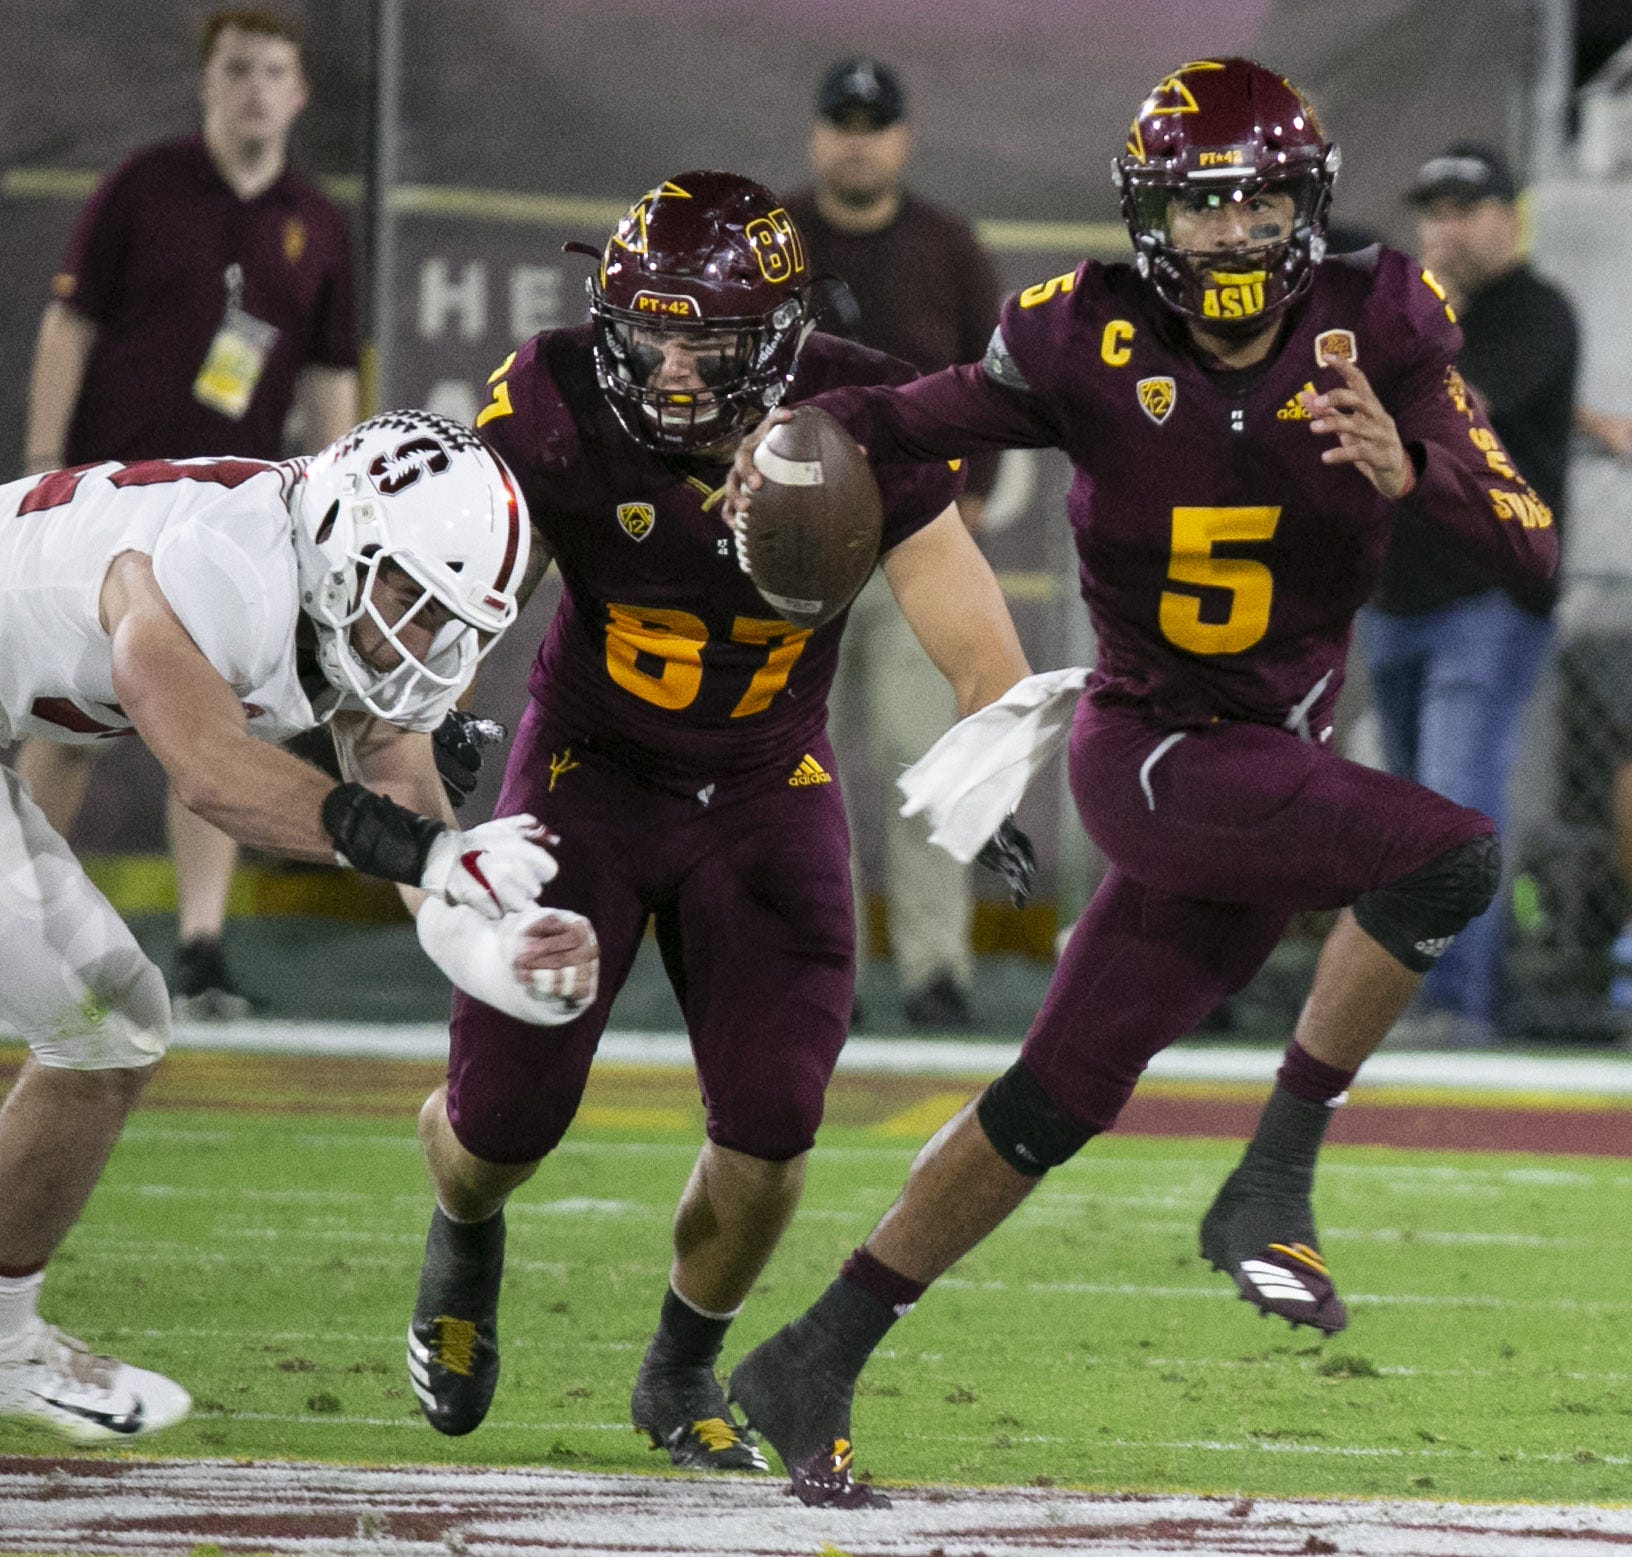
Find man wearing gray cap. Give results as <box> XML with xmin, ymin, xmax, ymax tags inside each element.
<box><xmin>1361</xmin><ymin>142</ymin><xmax>1577</xmax><ymax>1047</ymax></box>
<box><xmin>786</xmin><ymin>59</ymin><xmax>1001</xmax><ymax>1032</ymax></box>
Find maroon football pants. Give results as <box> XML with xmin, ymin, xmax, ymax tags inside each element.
<box><xmin>445</xmin><ymin>698</ymin><xmax>855</xmax><ymax>1165</ymax></box>
<box><xmin>1021</xmin><ymin>698</ymin><xmax>1494</xmax><ymax>1131</ymax></box>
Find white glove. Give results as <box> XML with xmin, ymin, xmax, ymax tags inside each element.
<box><xmin>419</xmin><ymin>814</ymin><xmax>558</xmax><ymax>921</ymax></box>
<box><xmin>416</xmin><ymin>899</ymin><xmax>598</xmax><ymax>1025</ymax></box>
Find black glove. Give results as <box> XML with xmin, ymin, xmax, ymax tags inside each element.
<box><xmin>975</xmin><ymin>816</ymin><xmax>1036</xmax><ymax>909</ymax></box>
<box><xmin>432</xmin><ymin>710</ymin><xmax>509</xmax><ymax>809</ymax></box>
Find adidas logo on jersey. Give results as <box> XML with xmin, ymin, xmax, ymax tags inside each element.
<box><xmin>788</xmin><ymin>754</ymin><xmax>832</xmax><ymax>787</ymax></box>
<box><xmin>1277</xmin><ymin>382</ymin><xmax>1317</xmax><ymax>421</ymax></box>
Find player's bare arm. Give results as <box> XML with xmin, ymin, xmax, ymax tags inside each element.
<box><xmin>880</xmin><ymin>505</ymin><xmax>1030</xmax><ymax>717</ymax></box>
<box><xmin>1301</xmin><ymin>354</ymin><xmax>1415</xmax><ymax>500</ymax></box>
<box><xmin>105</xmin><ymin>549</ymin><xmax>556</xmax><ymax>922</ymax></box>
<box><xmin>512</xmin><ymin>523</ymin><xmax>555</xmax><ymax>609</ymax></box>
<box><xmin>293</xmin><ymin>364</ymin><xmax>360</xmax><ymax>447</ymax></box>
<box><xmin>104</xmin><ymin>550</ymin><xmax>353</xmax><ymax>861</ymax></box>
<box><xmin>24</xmin><ymin>302</ymin><xmax>97</xmax><ymax>473</ymax></box>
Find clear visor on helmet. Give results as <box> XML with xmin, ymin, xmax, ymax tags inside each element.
<box><xmin>591</xmin><ymin>289</ymin><xmax>807</xmax><ymax>452</ymax></box>
<box><xmin>1127</xmin><ymin>172</ymin><xmax>1320</xmax><ymax>260</ymax></box>
<box><xmin>602</xmin><ymin>317</ymin><xmax>770</xmax><ymax>436</ymax></box>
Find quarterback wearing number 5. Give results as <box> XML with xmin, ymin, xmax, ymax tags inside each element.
<box><xmin>723</xmin><ymin>58</ymin><xmax>1558</xmax><ymax>1504</ymax></box>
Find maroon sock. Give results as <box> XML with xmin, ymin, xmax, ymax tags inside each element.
<box><xmin>0</xmin><ymin>1262</ymin><xmax>46</xmax><ymax>1280</ymax></box>
<box><xmin>839</xmin><ymin>1245</ymin><xmax>928</xmax><ymax>1316</ymax></box>
<box><xmin>1276</xmin><ymin>1039</ymin><xmax>1356</xmax><ymax>1106</ymax></box>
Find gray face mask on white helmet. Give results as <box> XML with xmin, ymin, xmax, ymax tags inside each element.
<box><xmin>290</xmin><ymin>411</ymin><xmax>530</xmax><ymax>724</ymax></box>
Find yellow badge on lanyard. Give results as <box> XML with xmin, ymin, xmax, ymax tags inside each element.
<box><xmin>193</xmin><ymin>263</ymin><xmax>281</xmax><ymax>419</ymax></box>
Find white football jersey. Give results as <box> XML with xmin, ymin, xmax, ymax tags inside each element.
<box><xmin>0</xmin><ymin>457</ymin><xmax>315</xmax><ymax>747</ymax></box>
<box><xmin>0</xmin><ymin>457</ymin><xmax>465</xmax><ymax>747</ymax></box>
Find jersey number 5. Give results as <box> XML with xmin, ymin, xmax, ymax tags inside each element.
<box><xmin>1158</xmin><ymin>505</ymin><xmax>1281</xmax><ymax>655</ymax></box>
<box><xmin>605</xmin><ymin>604</ymin><xmax>810</xmax><ymax>717</ymax></box>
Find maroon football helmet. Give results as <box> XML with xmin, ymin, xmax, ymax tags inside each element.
<box><xmin>573</xmin><ymin>171</ymin><xmax>813</xmax><ymax>453</ymax></box>
<box><xmin>1114</xmin><ymin>59</ymin><xmax>1339</xmax><ymax>335</ymax></box>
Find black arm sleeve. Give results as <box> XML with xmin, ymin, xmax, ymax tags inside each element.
<box><xmin>320</xmin><ymin>781</ymin><xmax>445</xmax><ymax>884</ymax></box>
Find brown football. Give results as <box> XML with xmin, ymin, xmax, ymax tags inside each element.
<box><xmin>741</xmin><ymin>406</ymin><xmax>883</xmax><ymax>630</ymax></box>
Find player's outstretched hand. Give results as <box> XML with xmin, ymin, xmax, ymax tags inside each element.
<box><xmin>420</xmin><ymin>814</ymin><xmax>558</xmax><ymax>920</ymax></box>
<box><xmin>721</xmin><ymin>408</ymin><xmax>795</xmax><ymax>531</ymax></box>
<box><xmin>510</xmin><ymin>907</ymin><xmax>600</xmax><ymax>1019</ymax></box>
<box><xmin>1302</xmin><ymin>355</ymin><xmax>1415</xmax><ymax>500</ymax></box>
<box><xmin>415</xmin><ymin>900</ymin><xmax>598</xmax><ymax>1025</ymax></box>
<box><xmin>432</xmin><ymin>709</ymin><xmax>509</xmax><ymax>809</ymax></box>
<box><xmin>976</xmin><ymin>816</ymin><xmax>1037</xmax><ymax>908</ymax></box>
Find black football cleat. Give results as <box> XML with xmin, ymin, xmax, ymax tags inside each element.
<box><xmin>406</xmin><ymin>1206</ymin><xmax>504</xmax><ymax>1435</ymax></box>
<box><xmin>728</xmin><ymin>1321</ymin><xmax>888</xmax><ymax>1507</ymax></box>
<box><xmin>630</xmin><ymin>1341</ymin><xmax>766</xmax><ymax>1472</ymax></box>
<box><xmin>789</xmin><ymin>1438</ymin><xmax>891</xmax><ymax>1508</ymax></box>
<box><xmin>1200</xmin><ymin>1169</ymin><xmax>1348</xmax><ymax>1334</ymax></box>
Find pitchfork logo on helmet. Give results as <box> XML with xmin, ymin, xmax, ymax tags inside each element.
<box><xmin>290</xmin><ymin>410</ymin><xmax>530</xmax><ymax>724</ymax></box>
<box><xmin>568</xmin><ymin>171</ymin><xmax>815</xmax><ymax>453</ymax></box>
<box><xmin>1114</xmin><ymin>58</ymin><xmax>1339</xmax><ymax>335</ymax></box>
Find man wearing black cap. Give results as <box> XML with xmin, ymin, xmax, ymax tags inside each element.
<box><xmin>786</xmin><ymin>59</ymin><xmax>1001</xmax><ymax>1032</ymax></box>
<box><xmin>1361</xmin><ymin>142</ymin><xmax>1578</xmax><ymax>1047</ymax></box>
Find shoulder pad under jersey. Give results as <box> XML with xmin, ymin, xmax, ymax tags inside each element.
<box><xmin>1357</xmin><ymin>244</ymin><xmax>1463</xmax><ymax>363</ymax></box>
<box><xmin>474</xmin><ymin>328</ymin><xmax>592</xmax><ymax>477</ymax></box>
<box><xmin>994</xmin><ymin>259</ymin><xmax>1130</xmax><ymax>392</ymax></box>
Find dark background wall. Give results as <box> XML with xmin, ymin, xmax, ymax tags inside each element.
<box><xmin>0</xmin><ymin>0</ymin><xmax>1533</xmax><ymax>878</ymax></box>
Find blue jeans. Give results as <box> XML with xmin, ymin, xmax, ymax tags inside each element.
<box><xmin>1360</xmin><ymin>591</ymin><xmax>1554</xmax><ymax>1026</ymax></box>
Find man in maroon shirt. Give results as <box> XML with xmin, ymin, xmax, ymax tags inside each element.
<box><xmin>18</xmin><ymin>7</ymin><xmax>359</xmax><ymax>1019</ymax></box>
<box><xmin>403</xmin><ymin>172</ymin><xmax>1030</xmax><ymax>1471</ymax></box>
<box><xmin>785</xmin><ymin>60</ymin><xmax>1002</xmax><ymax>1029</ymax></box>
<box><xmin>724</xmin><ymin>58</ymin><xmax>1558</xmax><ymax>1507</ymax></box>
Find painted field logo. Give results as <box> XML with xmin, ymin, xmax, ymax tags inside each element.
<box><xmin>788</xmin><ymin>753</ymin><xmax>831</xmax><ymax>787</ymax></box>
<box><xmin>1137</xmin><ymin>376</ymin><xmax>1176</xmax><ymax>425</ymax></box>
<box><xmin>617</xmin><ymin>503</ymin><xmax>655</xmax><ymax>540</ymax></box>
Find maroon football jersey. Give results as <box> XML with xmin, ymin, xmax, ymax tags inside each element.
<box><xmin>813</xmin><ymin>247</ymin><xmax>1558</xmax><ymax>733</ymax></box>
<box><xmin>476</xmin><ymin>328</ymin><xmax>962</xmax><ymax>788</ymax></box>
<box><xmin>56</xmin><ymin>137</ymin><xmax>358</xmax><ymax>463</ymax></box>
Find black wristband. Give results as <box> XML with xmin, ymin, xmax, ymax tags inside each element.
<box><xmin>320</xmin><ymin>781</ymin><xmax>446</xmax><ymax>885</ymax></box>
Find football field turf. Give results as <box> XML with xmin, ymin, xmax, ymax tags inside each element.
<box><xmin>2</xmin><ymin>1044</ymin><xmax>1627</xmax><ymax>1516</ymax></box>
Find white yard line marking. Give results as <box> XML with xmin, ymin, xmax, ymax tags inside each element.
<box><xmin>151</xmin><ymin>1023</ymin><xmax>1632</xmax><ymax>1096</ymax></box>
<box><xmin>0</xmin><ymin>1456</ymin><xmax>1628</xmax><ymax>1556</ymax></box>
<box><xmin>934</xmin><ymin>1275</ymin><xmax>1632</xmax><ymax>1313</ymax></box>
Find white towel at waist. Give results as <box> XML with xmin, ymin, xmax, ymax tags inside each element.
<box><xmin>897</xmin><ymin>666</ymin><xmax>1090</xmax><ymax>863</ymax></box>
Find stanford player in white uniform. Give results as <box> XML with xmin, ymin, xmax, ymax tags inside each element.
<box><xmin>0</xmin><ymin>412</ymin><xmax>597</xmax><ymax>1445</ymax></box>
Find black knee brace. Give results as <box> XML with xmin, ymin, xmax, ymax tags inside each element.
<box><xmin>976</xmin><ymin>1060</ymin><xmax>1099</xmax><ymax>1177</ymax></box>
<box><xmin>1352</xmin><ymin>833</ymin><xmax>1501</xmax><ymax>973</ymax></box>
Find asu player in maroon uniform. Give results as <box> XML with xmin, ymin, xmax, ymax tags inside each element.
<box><xmin>404</xmin><ymin>172</ymin><xmax>1030</xmax><ymax>1469</ymax></box>
<box><xmin>724</xmin><ymin>59</ymin><xmax>1558</xmax><ymax>1506</ymax></box>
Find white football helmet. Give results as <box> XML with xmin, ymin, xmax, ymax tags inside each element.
<box><xmin>290</xmin><ymin>411</ymin><xmax>531</xmax><ymax>723</ymax></box>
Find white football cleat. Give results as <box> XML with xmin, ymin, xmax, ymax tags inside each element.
<box><xmin>0</xmin><ymin>1322</ymin><xmax>191</xmax><ymax>1444</ymax></box>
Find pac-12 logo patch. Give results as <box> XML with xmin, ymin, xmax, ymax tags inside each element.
<box><xmin>1137</xmin><ymin>376</ymin><xmax>1176</xmax><ymax>425</ymax></box>
<box><xmin>616</xmin><ymin>502</ymin><xmax>655</xmax><ymax>540</ymax></box>
<box><xmin>1315</xmin><ymin>329</ymin><xmax>1357</xmax><ymax>368</ymax></box>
